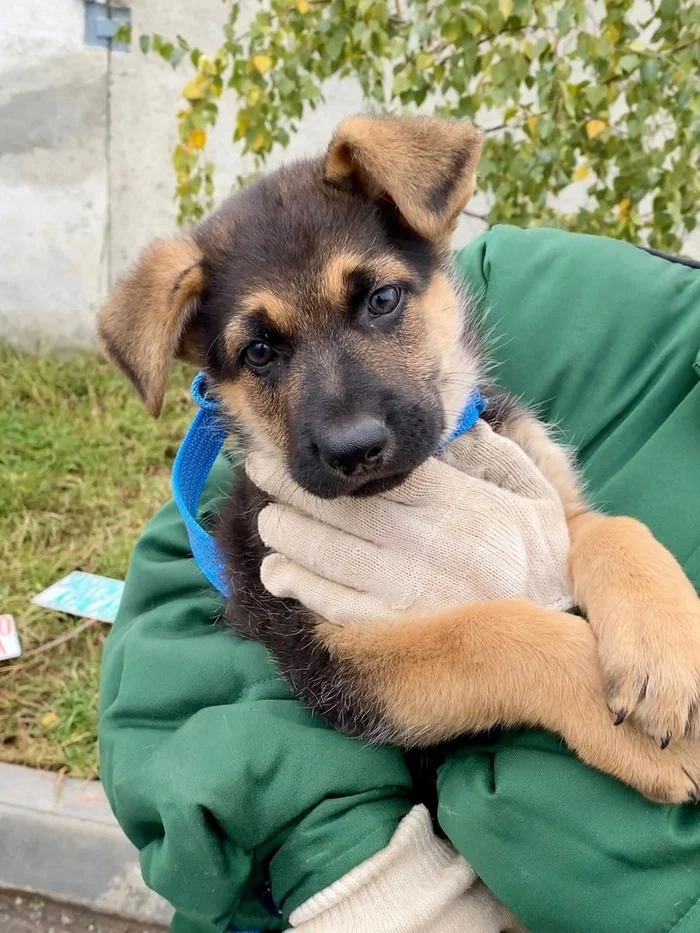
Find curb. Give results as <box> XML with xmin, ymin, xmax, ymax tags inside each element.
<box><xmin>0</xmin><ymin>762</ymin><xmax>173</xmax><ymax>926</ymax></box>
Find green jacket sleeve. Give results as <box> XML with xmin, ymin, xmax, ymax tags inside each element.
<box><xmin>99</xmin><ymin>454</ymin><xmax>413</xmax><ymax>933</ymax></box>
<box><xmin>439</xmin><ymin>226</ymin><xmax>700</xmax><ymax>933</ymax></box>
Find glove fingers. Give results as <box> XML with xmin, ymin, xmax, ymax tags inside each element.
<box><xmin>451</xmin><ymin>420</ymin><xmax>558</xmax><ymax>500</ymax></box>
<box><xmin>260</xmin><ymin>553</ymin><xmax>386</xmax><ymax>623</ymax></box>
<box><xmin>378</xmin><ymin>458</ymin><xmax>461</xmax><ymax>506</ymax></box>
<box><xmin>247</xmin><ymin>451</ymin><xmax>386</xmax><ymax>542</ymax></box>
<box><xmin>258</xmin><ymin>504</ymin><xmax>386</xmax><ymax>593</ymax></box>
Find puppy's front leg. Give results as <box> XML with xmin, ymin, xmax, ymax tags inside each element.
<box><xmin>498</xmin><ymin>409</ymin><xmax>700</xmax><ymax>750</ymax></box>
<box><xmin>568</xmin><ymin>511</ymin><xmax>700</xmax><ymax>746</ymax></box>
<box><xmin>315</xmin><ymin>600</ymin><xmax>700</xmax><ymax>803</ymax></box>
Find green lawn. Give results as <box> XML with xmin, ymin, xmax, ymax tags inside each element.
<box><xmin>0</xmin><ymin>341</ymin><xmax>194</xmax><ymax>778</ymax></box>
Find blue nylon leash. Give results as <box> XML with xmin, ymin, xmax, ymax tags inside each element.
<box><xmin>171</xmin><ymin>372</ymin><xmax>232</xmax><ymax>597</ymax></box>
<box><xmin>172</xmin><ymin>372</ymin><xmax>487</xmax><ymax>600</ymax></box>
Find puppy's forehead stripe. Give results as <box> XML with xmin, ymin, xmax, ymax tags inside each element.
<box><xmin>223</xmin><ymin>289</ymin><xmax>296</xmax><ymax>354</ymax></box>
<box><xmin>321</xmin><ymin>252</ymin><xmax>415</xmax><ymax>305</ymax></box>
<box><xmin>241</xmin><ymin>289</ymin><xmax>296</xmax><ymax>330</ymax></box>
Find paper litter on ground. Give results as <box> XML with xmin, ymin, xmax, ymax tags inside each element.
<box><xmin>0</xmin><ymin>614</ymin><xmax>22</xmax><ymax>662</ymax></box>
<box><xmin>32</xmin><ymin>571</ymin><xmax>125</xmax><ymax>624</ymax></box>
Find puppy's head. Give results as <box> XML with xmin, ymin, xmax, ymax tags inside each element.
<box><xmin>99</xmin><ymin>115</ymin><xmax>484</xmax><ymax>498</ymax></box>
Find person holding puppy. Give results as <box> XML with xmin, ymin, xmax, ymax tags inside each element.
<box><xmin>100</xmin><ymin>224</ymin><xmax>700</xmax><ymax>932</ymax></box>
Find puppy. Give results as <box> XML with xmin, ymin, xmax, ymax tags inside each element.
<box><xmin>99</xmin><ymin>115</ymin><xmax>700</xmax><ymax>804</ymax></box>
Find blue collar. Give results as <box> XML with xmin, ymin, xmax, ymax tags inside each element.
<box><xmin>172</xmin><ymin>373</ymin><xmax>486</xmax><ymax>598</ymax></box>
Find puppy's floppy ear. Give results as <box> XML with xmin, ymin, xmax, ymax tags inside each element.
<box><xmin>98</xmin><ymin>237</ymin><xmax>204</xmax><ymax>417</ymax></box>
<box><xmin>324</xmin><ymin>115</ymin><xmax>483</xmax><ymax>241</ymax></box>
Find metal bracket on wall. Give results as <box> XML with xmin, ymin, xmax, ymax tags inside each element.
<box><xmin>84</xmin><ymin>2</ymin><xmax>132</xmax><ymax>52</ymax></box>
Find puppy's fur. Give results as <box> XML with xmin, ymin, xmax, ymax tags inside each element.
<box><xmin>100</xmin><ymin>115</ymin><xmax>700</xmax><ymax>804</ymax></box>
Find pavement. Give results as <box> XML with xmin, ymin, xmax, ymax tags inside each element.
<box><xmin>0</xmin><ymin>762</ymin><xmax>172</xmax><ymax>927</ymax></box>
<box><xmin>0</xmin><ymin>890</ymin><xmax>165</xmax><ymax>933</ymax></box>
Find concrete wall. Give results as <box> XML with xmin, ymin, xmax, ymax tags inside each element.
<box><xmin>0</xmin><ymin>1</ymin><xmax>108</xmax><ymax>347</ymax></box>
<box><xmin>0</xmin><ymin>0</ymin><xmax>697</xmax><ymax>348</ymax></box>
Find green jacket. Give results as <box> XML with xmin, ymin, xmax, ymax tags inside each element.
<box><xmin>99</xmin><ymin>227</ymin><xmax>700</xmax><ymax>933</ymax></box>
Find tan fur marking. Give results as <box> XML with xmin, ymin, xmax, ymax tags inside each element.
<box><xmin>98</xmin><ymin>237</ymin><xmax>204</xmax><ymax>417</ymax></box>
<box><xmin>216</xmin><ymin>380</ymin><xmax>286</xmax><ymax>453</ymax></box>
<box><xmin>503</xmin><ymin>415</ymin><xmax>585</xmax><ymax>518</ymax></box>
<box><xmin>244</xmin><ymin>290</ymin><xmax>296</xmax><ymax>334</ymax></box>
<box><xmin>568</xmin><ymin>512</ymin><xmax>700</xmax><ymax>744</ymax></box>
<box><xmin>503</xmin><ymin>411</ymin><xmax>700</xmax><ymax>748</ymax></box>
<box><xmin>325</xmin><ymin>115</ymin><xmax>483</xmax><ymax>240</ymax></box>
<box><xmin>223</xmin><ymin>290</ymin><xmax>296</xmax><ymax>358</ymax></box>
<box><xmin>321</xmin><ymin>253</ymin><xmax>414</xmax><ymax>307</ymax></box>
<box><xmin>317</xmin><ymin>602</ymin><xmax>700</xmax><ymax>803</ymax></box>
<box><xmin>321</xmin><ymin>252</ymin><xmax>364</xmax><ymax>306</ymax></box>
<box><xmin>420</xmin><ymin>272</ymin><xmax>481</xmax><ymax>431</ymax></box>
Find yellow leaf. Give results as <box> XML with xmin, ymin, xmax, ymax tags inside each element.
<box><xmin>499</xmin><ymin>0</ymin><xmax>513</xmax><ymax>20</ymax></box>
<box><xmin>198</xmin><ymin>55</ymin><xmax>217</xmax><ymax>77</ymax></box>
<box><xmin>297</xmin><ymin>0</ymin><xmax>310</xmax><ymax>12</ymax></box>
<box><xmin>236</xmin><ymin>112</ymin><xmax>249</xmax><ymax>137</ymax></box>
<box><xmin>618</xmin><ymin>197</ymin><xmax>631</xmax><ymax>218</ymax></box>
<box><xmin>605</xmin><ymin>25</ymin><xmax>621</xmax><ymax>43</ymax></box>
<box><xmin>251</xmin><ymin>133</ymin><xmax>267</xmax><ymax>152</ymax></box>
<box><xmin>573</xmin><ymin>162</ymin><xmax>590</xmax><ymax>182</ymax></box>
<box><xmin>41</xmin><ymin>712</ymin><xmax>59</xmax><ymax>728</ymax></box>
<box><xmin>247</xmin><ymin>86</ymin><xmax>262</xmax><ymax>105</ymax></box>
<box><xmin>182</xmin><ymin>74</ymin><xmax>208</xmax><ymax>101</ymax></box>
<box><xmin>415</xmin><ymin>52</ymin><xmax>433</xmax><ymax>70</ymax></box>
<box><xmin>252</xmin><ymin>54</ymin><xmax>273</xmax><ymax>74</ymax></box>
<box><xmin>629</xmin><ymin>38</ymin><xmax>645</xmax><ymax>52</ymax></box>
<box><xmin>188</xmin><ymin>129</ymin><xmax>206</xmax><ymax>150</ymax></box>
<box><xmin>586</xmin><ymin>118</ymin><xmax>606</xmax><ymax>140</ymax></box>
<box><xmin>527</xmin><ymin>114</ymin><xmax>539</xmax><ymax>135</ymax></box>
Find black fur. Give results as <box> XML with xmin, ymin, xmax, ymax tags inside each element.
<box><xmin>425</xmin><ymin>145</ymin><xmax>473</xmax><ymax>215</ymax></box>
<box><xmin>218</xmin><ymin>474</ymin><xmax>390</xmax><ymax>741</ymax></box>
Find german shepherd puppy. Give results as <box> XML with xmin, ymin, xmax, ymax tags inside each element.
<box><xmin>99</xmin><ymin>115</ymin><xmax>700</xmax><ymax>804</ymax></box>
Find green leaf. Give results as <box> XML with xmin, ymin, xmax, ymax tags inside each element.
<box><xmin>619</xmin><ymin>54</ymin><xmax>640</xmax><ymax>73</ymax></box>
<box><xmin>640</xmin><ymin>59</ymin><xmax>659</xmax><ymax>84</ymax></box>
<box><xmin>139</xmin><ymin>34</ymin><xmax>150</xmax><ymax>55</ymax></box>
<box><xmin>159</xmin><ymin>42</ymin><xmax>175</xmax><ymax>62</ymax></box>
<box><xmin>498</xmin><ymin>0</ymin><xmax>513</xmax><ymax>22</ymax></box>
<box><xmin>585</xmin><ymin>85</ymin><xmax>606</xmax><ymax>108</ymax></box>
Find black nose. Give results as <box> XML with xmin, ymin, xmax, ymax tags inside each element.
<box><xmin>317</xmin><ymin>417</ymin><xmax>389</xmax><ymax>476</ymax></box>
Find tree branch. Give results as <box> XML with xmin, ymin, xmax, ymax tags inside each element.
<box><xmin>462</xmin><ymin>209</ymin><xmax>490</xmax><ymax>221</ymax></box>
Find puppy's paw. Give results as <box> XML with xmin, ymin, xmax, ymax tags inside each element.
<box><xmin>598</xmin><ymin>597</ymin><xmax>700</xmax><ymax>748</ymax></box>
<box><xmin>564</xmin><ymin>699</ymin><xmax>700</xmax><ymax>804</ymax></box>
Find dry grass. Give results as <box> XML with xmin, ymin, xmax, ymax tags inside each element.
<box><xmin>0</xmin><ymin>341</ymin><xmax>194</xmax><ymax>778</ymax></box>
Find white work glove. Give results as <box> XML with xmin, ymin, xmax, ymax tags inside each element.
<box><xmin>246</xmin><ymin>420</ymin><xmax>573</xmax><ymax>624</ymax></box>
<box><xmin>288</xmin><ymin>805</ymin><xmax>526</xmax><ymax>932</ymax></box>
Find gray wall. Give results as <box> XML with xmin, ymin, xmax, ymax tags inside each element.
<box><xmin>0</xmin><ymin>0</ymin><xmax>697</xmax><ymax>348</ymax></box>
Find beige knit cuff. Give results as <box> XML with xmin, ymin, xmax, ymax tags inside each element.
<box><xmin>288</xmin><ymin>804</ymin><xmax>525</xmax><ymax>931</ymax></box>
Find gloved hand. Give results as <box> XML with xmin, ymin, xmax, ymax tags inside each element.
<box><xmin>288</xmin><ymin>805</ymin><xmax>525</xmax><ymax>932</ymax></box>
<box><xmin>245</xmin><ymin>420</ymin><xmax>573</xmax><ymax>624</ymax></box>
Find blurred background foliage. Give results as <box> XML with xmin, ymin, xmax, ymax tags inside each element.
<box><xmin>140</xmin><ymin>0</ymin><xmax>699</xmax><ymax>250</ymax></box>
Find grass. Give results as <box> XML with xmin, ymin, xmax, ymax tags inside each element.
<box><xmin>0</xmin><ymin>341</ymin><xmax>194</xmax><ymax>778</ymax></box>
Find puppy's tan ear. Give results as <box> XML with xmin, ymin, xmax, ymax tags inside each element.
<box><xmin>98</xmin><ymin>237</ymin><xmax>204</xmax><ymax>417</ymax></box>
<box><xmin>324</xmin><ymin>115</ymin><xmax>483</xmax><ymax>241</ymax></box>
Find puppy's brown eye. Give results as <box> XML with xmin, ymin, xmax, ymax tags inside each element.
<box><xmin>368</xmin><ymin>285</ymin><xmax>403</xmax><ymax>316</ymax></box>
<box><xmin>244</xmin><ymin>341</ymin><xmax>276</xmax><ymax>370</ymax></box>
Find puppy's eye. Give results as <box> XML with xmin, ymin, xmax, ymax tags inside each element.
<box><xmin>243</xmin><ymin>341</ymin><xmax>276</xmax><ymax>370</ymax></box>
<box><xmin>368</xmin><ymin>285</ymin><xmax>403</xmax><ymax>316</ymax></box>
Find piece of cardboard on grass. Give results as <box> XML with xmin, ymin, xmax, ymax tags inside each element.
<box><xmin>0</xmin><ymin>615</ymin><xmax>22</xmax><ymax>662</ymax></box>
<box><xmin>32</xmin><ymin>571</ymin><xmax>125</xmax><ymax>624</ymax></box>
